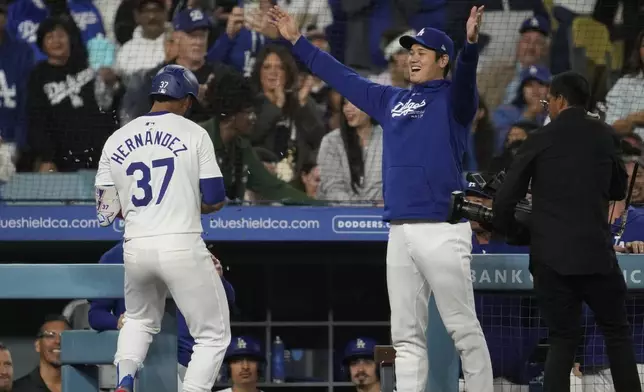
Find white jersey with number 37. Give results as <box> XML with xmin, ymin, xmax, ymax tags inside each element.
<box><xmin>95</xmin><ymin>112</ymin><xmax>222</xmax><ymax>239</ymax></box>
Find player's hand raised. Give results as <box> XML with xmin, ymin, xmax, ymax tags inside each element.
<box><xmin>466</xmin><ymin>6</ymin><xmax>484</xmax><ymax>43</ymax></box>
<box><xmin>267</xmin><ymin>6</ymin><xmax>301</xmax><ymax>45</ymax></box>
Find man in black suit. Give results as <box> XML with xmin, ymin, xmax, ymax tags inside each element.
<box><xmin>491</xmin><ymin>71</ymin><xmax>641</xmax><ymax>392</ymax></box>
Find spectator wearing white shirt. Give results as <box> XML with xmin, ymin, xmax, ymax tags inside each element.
<box><xmin>93</xmin><ymin>0</ymin><xmax>125</xmax><ymax>43</ymax></box>
<box><xmin>605</xmin><ymin>29</ymin><xmax>644</xmax><ymax>139</ymax></box>
<box><xmin>369</xmin><ymin>27</ymin><xmax>412</xmax><ymax>89</ymax></box>
<box><xmin>114</xmin><ymin>0</ymin><xmax>167</xmax><ymax>79</ymax></box>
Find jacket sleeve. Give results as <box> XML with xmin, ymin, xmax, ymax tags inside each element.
<box><xmin>294</xmin><ymin>98</ymin><xmax>326</xmax><ymax>149</ymax></box>
<box><xmin>245</xmin><ymin>144</ymin><xmax>323</xmax><ymax>205</ymax></box>
<box><xmin>88</xmin><ymin>299</ymin><xmax>120</xmax><ymax>331</ymax></box>
<box><xmin>249</xmin><ymin>97</ymin><xmax>283</xmax><ymax>146</ymax></box>
<box><xmin>492</xmin><ymin>134</ymin><xmax>541</xmax><ymax>234</ymax></box>
<box><xmin>206</xmin><ymin>32</ymin><xmax>236</xmax><ymax>64</ymax></box>
<box><xmin>291</xmin><ymin>37</ymin><xmax>398</xmax><ymax>123</ymax></box>
<box><xmin>26</xmin><ymin>70</ymin><xmax>55</xmax><ymax>163</ymax></box>
<box><xmin>450</xmin><ymin>42</ymin><xmax>480</xmax><ymax>127</ymax></box>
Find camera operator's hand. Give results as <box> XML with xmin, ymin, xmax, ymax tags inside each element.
<box><xmin>615</xmin><ymin>241</ymin><xmax>644</xmax><ymax>254</ymax></box>
<box><xmin>625</xmin><ymin>241</ymin><xmax>644</xmax><ymax>254</ymax></box>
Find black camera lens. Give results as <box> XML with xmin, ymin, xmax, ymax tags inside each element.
<box><xmin>448</xmin><ymin>191</ymin><xmax>494</xmax><ymax>225</ymax></box>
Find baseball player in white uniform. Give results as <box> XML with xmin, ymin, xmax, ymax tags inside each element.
<box><xmin>94</xmin><ymin>64</ymin><xmax>231</xmax><ymax>392</ymax></box>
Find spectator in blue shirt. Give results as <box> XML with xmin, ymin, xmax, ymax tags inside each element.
<box><xmin>6</xmin><ymin>0</ymin><xmax>106</xmax><ymax>62</ymax></box>
<box><xmin>492</xmin><ymin>64</ymin><xmax>550</xmax><ymax>155</ymax></box>
<box><xmin>88</xmin><ymin>241</ymin><xmax>236</xmax><ymax>389</ymax></box>
<box><xmin>0</xmin><ymin>0</ymin><xmax>34</xmax><ymax>149</ymax></box>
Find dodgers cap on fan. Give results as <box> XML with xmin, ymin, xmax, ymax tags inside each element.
<box><xmin>520</xmin><ymin>64</ymin><xmax>551</xmax><ymax>85</ymax></box>
<box><xmin>342</xmin><ymin>337</ymin><xmax>377</xmax><ymax>364</ymax></box>
<box><xmin>399</xmin><ymin>27</ymin><xmax>454</xmax><ymax>61</ymax></box>
<box><xmin>149</xmin><ymin>64</ymin><xmax>199</xmax><ymax>100</ymax></box>
<box><xmin>519</xmin><ymin>15</ymin><xmax>550</xmax><ymax>36</ymax></box>
<box><xmin>173</xmin><ymin>8</ymin><xmax>211</xmax><ymax>32</ymax></box>
<box><xmin>224</xmin><ymin>336</ymin><xmax>265</xmax><ymax>362</ymax></box>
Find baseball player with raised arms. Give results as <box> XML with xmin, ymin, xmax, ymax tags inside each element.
<box><xmin>94</xmin><ymin>64</ymin><xmax>231</xmax><ymax>392</ymax></box>
<box><xmin>268</xmin><ymin>5</ymin><xmax>493</xmax><ymax>392</ymax></box>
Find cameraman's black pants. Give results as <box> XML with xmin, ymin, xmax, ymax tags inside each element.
<box><xmin>530</xmin><ymin>262</ymin><xmax>641</xmax><ymax>392</ymax></box>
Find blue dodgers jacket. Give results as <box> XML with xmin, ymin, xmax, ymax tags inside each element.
<box><xmin>88</xmin><ymin>241</ymin><xmax>236</xmax><ymax>368</ymax></box>
<box><xmin>291</xmin><ymin>36</ymin><xmax>479</xmax><ymax>222</ymax></box>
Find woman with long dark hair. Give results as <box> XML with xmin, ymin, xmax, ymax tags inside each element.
<box><xmin>249</xmin><ymin>44</ymin><xmax>326</xmax><ymax>183</ymax></box>
<box><xmin>605</xmin><ymin>29</ymin><xmax>644</xmax><ymax>137</ymax></box>
<box><xmin>316</xmin><ymin>98</ymin><xmax>382</xmax><ymax>204</ymax></box>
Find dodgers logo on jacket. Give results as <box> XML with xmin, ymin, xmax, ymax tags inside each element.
<box><xmin>391</xmin><ymin>99</ymin><xmax>427</xmax><ymax>118</ymax></box>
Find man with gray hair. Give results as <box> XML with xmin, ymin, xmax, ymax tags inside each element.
<box><xmin>0</xmin><ymin>343</ymin><xmax>13</xmax><ymax>392</ymax></box>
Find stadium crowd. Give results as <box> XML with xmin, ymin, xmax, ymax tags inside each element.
<box><xmin>0</xmin><ymin>0</ymin><xmax>641</xmax><ymax>206</ymax></box>
<box><xmin>1</xmin><ymin>0</ymin><xmax>644</xmax><ymax>391</ymax></box>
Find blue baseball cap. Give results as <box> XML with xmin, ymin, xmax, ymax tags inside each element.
<box><xmin>172</xmin><ymin>8</ymin><xmax>211</xmax><ymax>33</ymax></box>
<box><xmin>519</xmin><ymin>15</ymin><xmax>550</xmax><ymax>36</ymax></box>
<box><xmin>520</xmin><ymin>64</ymin><xmax>551</xmax><ymax>85</ymax></box>
<box><xmin>343</xmin><ymin>337</ymin><xmax>377</xmax><ymax>364</ymax></box>
<box><xmin>224</xmin><ymin>336</ymin><xmax>265</xmax><ymax>362</ymax></box>
<box><xmin>399</xmin><ymin>27</ymin><xmax>454</xmax><ymax>61</ymax></box>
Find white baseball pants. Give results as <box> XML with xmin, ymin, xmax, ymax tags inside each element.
<box><xmin>114</xmin><ymin>233</ymin><xmax>231</xmax><ymax>392</ymax></box>
<box><xmin>387</xmin><ymin>222</ymin><xmax>493</xmax><ymax>392</ymax></box>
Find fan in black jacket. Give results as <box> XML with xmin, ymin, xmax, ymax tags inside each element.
<box><xmin>26</xmin><ymin>16</ymin><xmax>114</xmax><ymax>173</ymax></box>
<box><xmin>492</xmin><ymin>71</ymin><xmax>640</xmax><ymax>392</ymax></box>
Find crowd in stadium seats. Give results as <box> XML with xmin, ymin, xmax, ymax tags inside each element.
<box><xmin>1</xmin><ymin>0</ymin><xmax>644</xmax><ymax>390</ymax></box>
<box><xmin>0</xmin><ymin>0</ymin><xmax>642</xmax><ymax>207</ymax></box>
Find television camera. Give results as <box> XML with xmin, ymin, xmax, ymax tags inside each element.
<box><xmin>447</xmin><ymin>171</ymin><xmax>532</xmax><ymax>245</ymax></box>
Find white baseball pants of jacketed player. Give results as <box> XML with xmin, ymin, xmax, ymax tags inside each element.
<box><xmin>387</xmin><ymin>221</ymin><xmax>493</xmax><ymax>392</ymax></box>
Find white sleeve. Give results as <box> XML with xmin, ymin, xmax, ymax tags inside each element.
<box><xmin>604</xmin><ymin>77</ymin><xmax>628</xmax><ymax>126</ymax></box>
<box><xmin>315</xmin><ymin>0</ymin><xmax>333</xmax><ymax>30</ymax></box>
<box><xmin>95</xmin><ymin>147</ymin><xmax>114</xmax><ymax>186</ymax></box>
<box><xmin>198</xmin><ymin>130</ymin><xmax>222</xmax><ymax>179</ymax></box>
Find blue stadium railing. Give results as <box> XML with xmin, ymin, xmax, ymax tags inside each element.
<box><xmin>2</xmin><ymin>256</ymin><xmax>643</xmax><ymax>392</ymax></box>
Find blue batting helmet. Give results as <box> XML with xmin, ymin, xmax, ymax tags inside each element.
<box><xmin>342</xmin><ymin>337</ymin><xmax>377</xmax><ymax>365</ymax></box>
<box><xmin>149</xmin><ymin>64</ymin><xmax>199</xmax><ymax>100</ymax></box>
<box><xmin>224</xmin><ymin>336</ymin><xmax>265</xmax><ymax>363</ymax></box>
